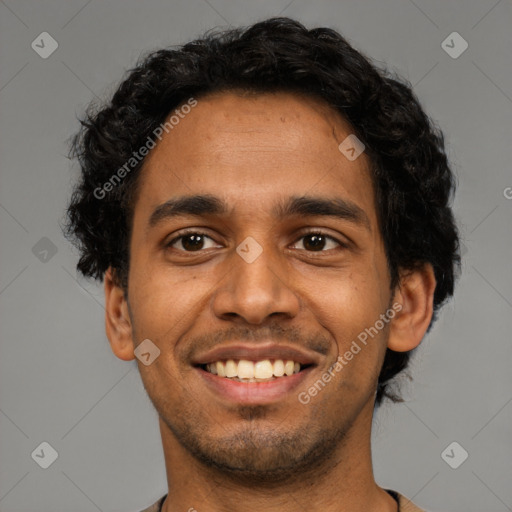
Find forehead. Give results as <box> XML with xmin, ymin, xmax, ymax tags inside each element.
<box><xmin>134</xmin><ymin>91</ymin><xmax>376</xmax><ymax>226</ymax></box>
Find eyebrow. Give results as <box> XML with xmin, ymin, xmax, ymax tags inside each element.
<box><xmin>149</xmin><ymin>194</ymin><xmax>228</xmax><ymax>227</ymax></box>
<box><xmin>273</xmin><ymin>195</ymin><xmax>371</xmax><ymax>231</ymax></box>
<box><xmin>148</xmin><ymin>194</ymin><xmax>371</xmax><ymax>231</ymax></box>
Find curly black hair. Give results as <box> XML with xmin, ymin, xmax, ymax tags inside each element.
<box><xmin>64</xmin><ymin>17</ymin><xmax>461</xmax><ymax>406</ymax></box>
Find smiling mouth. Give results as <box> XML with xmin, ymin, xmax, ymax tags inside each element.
<box><xmin>200</xmin><ymin>359</ymin><xmax>312</xmax><ymax>383</ymax></box>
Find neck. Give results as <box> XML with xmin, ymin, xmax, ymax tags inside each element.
<box><xmin>158</xmin><ymin>400</ymin><xmax>397</xmax><ymax>512</ymax></box>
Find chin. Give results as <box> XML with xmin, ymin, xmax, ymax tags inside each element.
<box><xmin>167</xmin><ymin>416</ymin><xmax>347</xmax><ymax>484</ymax></box>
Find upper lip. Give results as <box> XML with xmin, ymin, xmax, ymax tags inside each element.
<box><xmin>192</xmin><ymin>342</ymin><xmax>322</xmax><ymax>366</ymax></box>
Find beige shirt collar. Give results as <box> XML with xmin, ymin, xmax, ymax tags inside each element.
<box><xmin>139</xmin><ymin>492</ymin><xmax>426</xmax><ymax>512</ymax></box>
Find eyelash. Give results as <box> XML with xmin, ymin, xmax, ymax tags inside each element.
<box><xmin>165</xmin><ymin>229</ymin><xmax>347</xmax><ymax>253</ymax></box>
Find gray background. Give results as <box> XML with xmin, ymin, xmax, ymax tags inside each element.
<box><xmin>0</xmin><ymin>1</ymin><xmax>511</xmax><ymax>511</ymax></box>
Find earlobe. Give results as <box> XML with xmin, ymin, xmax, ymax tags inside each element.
<box><xmin>387</xmin><ymin>264</ymin><xmax>436</xmax><ymax>353</ymax></box>
<box><xmin>104</xmin><ymin>267</ymin><xmax>135</xmax><ymax>361</ymax></box>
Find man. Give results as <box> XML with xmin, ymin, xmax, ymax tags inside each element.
<box><xmin>65</xmin><ymin>17</ymin><xmax>460</xmax><ymax>512</ymax></box>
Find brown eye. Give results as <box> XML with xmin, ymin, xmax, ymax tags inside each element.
<box><xmin>168</xmin><ymin>233</ymin><xmax>218</xmax><ymax>252</ymax></box>
<box><xmin>180</xmin><ymin>234</ymin><xmax>205</xmax><ymax>251</ymax></box>
<box><xmin>292</xmin><ymin>232</ymin><xmax>342</xmax><ymax>252</ymax></box>
<box><xmin>303</xmin><ymin>234</ymin><xmax>327</xmax><ymax>251</ymax></box>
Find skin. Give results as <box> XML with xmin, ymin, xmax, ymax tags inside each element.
<box><xmin>104</xmin><ymin>91</ymin><xmax>436</xmax><ymax>512</ymax></box>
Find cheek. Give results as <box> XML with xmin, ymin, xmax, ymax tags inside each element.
<box><xmin>302</xmin><ymin>271</ymin><xmax>390</xmax><ymax>399</ymax></box>
<box><xmin>303</xmin><ymin>270</ymin><xmax>386</xmax><ymax>341</ymax></box>
<box><xmin>127</xmin><ymin>262</ymin><xmax>213</xmax><ymax>342</ymax></box>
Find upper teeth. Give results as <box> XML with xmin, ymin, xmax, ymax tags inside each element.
<box><xmin>206</xmin><ymin>359</ymin><xmax>301</xmax><ymax>380</ymax></box>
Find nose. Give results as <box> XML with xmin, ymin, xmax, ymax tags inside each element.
<box><xmin>211</xmin><ymin>240</ymin><xmax>300</xmax><ymax>325</ymax></box>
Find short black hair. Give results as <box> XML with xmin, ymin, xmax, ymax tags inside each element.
<box><xmin>64</xmin><ymin>17</ymin><xmax>461</xmax><ymax>406</ymax></box>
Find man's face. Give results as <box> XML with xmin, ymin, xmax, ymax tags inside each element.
<box><xmin>125</xmin><ymin>91</ymin><xmax>393</xmax><ymax>477</ymax></box>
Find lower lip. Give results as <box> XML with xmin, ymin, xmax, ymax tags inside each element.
<box><xmin>196</xmin><ymin>366</ymin><xmax>315</xmax><ymax>404</ymax></box>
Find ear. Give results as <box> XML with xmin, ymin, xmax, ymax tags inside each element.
<box><xmin>387</xmin><ymin>263</ymin><xmax>436</xmax><ymax>352</ymax></box>
<box><xmin>104</xmin><ymin>267</ymin><xmax>135</xmax><ymax>361</ymax></box>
